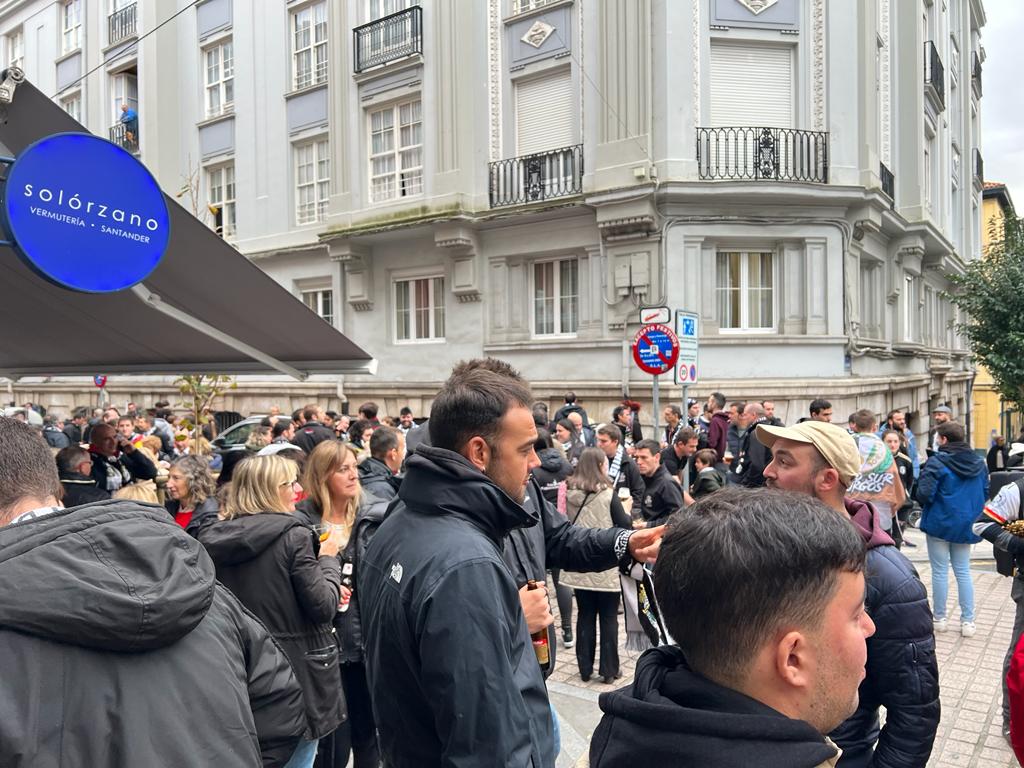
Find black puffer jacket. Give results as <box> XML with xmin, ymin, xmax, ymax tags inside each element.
<box><xmin>291</xmin><ymin>421</ymin><xmax>336</xmax><ymax>454</ymax></box>
<box><xmin>198</xmin><ymin>512</ymin><xmax>346</xmax><ymax>741</ymax></box>
<box><xmin>165</xmin><ymin>496</ymin><xmax>220</xmax><ymax>538</ymax></box>
<box><xmin>0</xmin><ymin>500</ymin><xmax>306</xmax><ymax>767</ymax></box>
<box><xmin>58</xmin><ymin>470</ymin><xmax>111</xmax><ymax>507</ymax></box>
<box><xmin>359</xmin><ymin>445</ymin><xmax>554</xmax><ymax>768</ymax></box>
<box><xmin>830</xmin><ymin>498</ymin><xmax>939</xmax><ymax>768</ymax></box>
<box><xmin>295</xmin><ymin>493</ymin><xmax>389</xmax><ymax>664</ymax></box>
<box><xmin>357</xmin><ymin>457</ymin><xmax>401</xmax><ymax>502</ymax></box>
<box><xmin>531</xmin><ymin>447</ymin><xmax>573</xmax><ymax>505</ymax></box>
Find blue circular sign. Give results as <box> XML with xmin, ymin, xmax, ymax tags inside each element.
<box><xmin>631</xmin><ymin>323</ymin><xmax>680</xmax><ymax>375</ymax></box>
<box><xmin>3</xmin><ymin>133</ymin><xmax>171</xmax><ymax>293</ymax></box>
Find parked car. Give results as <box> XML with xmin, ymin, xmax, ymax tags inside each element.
<box><xmin>210</xmin><ymin>415</ymin><xmax>266</xmax><ymax>457</ymax></box>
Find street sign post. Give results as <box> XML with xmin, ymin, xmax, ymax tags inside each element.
<box><xmin>632</xmin><ymin>323</ymin><xmax>680</xmax><ymax>441</ymax></box>
<box><xmin>674</xmin><ymin>311</ymin><xmax>700</xmax><ymax>493</ymax></box>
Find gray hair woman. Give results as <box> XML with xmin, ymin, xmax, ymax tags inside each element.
<box><xmin>165</xmin><ymin>454</ymin><xmax>219</xmax><ymax>537</ymax></box>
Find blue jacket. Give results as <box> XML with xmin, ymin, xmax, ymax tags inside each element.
<box><xmin>915</xmin><ymin>442</ymin><xmax>988</xmax><ymax>543</ymax></box>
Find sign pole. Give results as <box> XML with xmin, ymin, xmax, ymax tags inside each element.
<box><xmin>680</xmin><ymin>384</ymin><xmax>690</xmax><ymax>497</ymax></box>
<box><xmin>652</xmin><ymin>374</ymin><xmax>661</xmax><ymax>443</ymax></box>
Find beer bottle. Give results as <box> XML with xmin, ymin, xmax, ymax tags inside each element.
<box><xmin>526</xmin><ymin>579</ymin><xmax>551</xmax><ymax>671</ymax></box>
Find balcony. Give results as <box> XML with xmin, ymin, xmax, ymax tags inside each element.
<box><xmin>109</xmin><ymin>122</ymin><xmax>138</xmax><ymax>155</ymax></box>
<box><xmin>972</xmin><ymin>51</ymin><xmax>983</xmax><ymax>98</ymax></box>
<box><xmin>696</xmin><ymin>126</ymin><xmax>829</xmax><ymax>183</ymax></box>
<box><xmin>353</xmin><ymin>6</ymin><xmax>422</xmax><ymax>73</ymax></box>
<box><xmin>109</xmin><ymin>3</ymin><xmax>137</xmax><ymax>46</ymax></box>
<box><xmin>489</xmin><ymin>144</ymin><xmax>583</xmax><ymax>208</ymax></box>
<box><xmin>879</xmin><ymin>161</ymin><xmax>895</xmax><ymax>203</ymax></box>
<box><xmin>974</xmin><ymin>148</ymin><xmax>984</xmax><ymax>188</ymax></box>
<box><xmin>924</xmin><ymin>41</ymin><xmax>945</xmax><ymax>112</ymax></box>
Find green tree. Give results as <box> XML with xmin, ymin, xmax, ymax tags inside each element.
<box><xmin>175</xmin><ymin>374</ymin><xmax>236</xmax><ymax>454</ymax></box>
<box><xmin>947</xmin><ymin>215</ymin><xmax>1024</xmax><ymax>405</ymax></box>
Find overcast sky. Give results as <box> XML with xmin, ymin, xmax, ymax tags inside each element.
<box><xmin>982</xmin><ymin>0</ymin><xmax>1024</xmax><ymax>206</ymax></box>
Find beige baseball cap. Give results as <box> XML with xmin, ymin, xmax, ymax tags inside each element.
<box><xmin>755</xmin><ymin>421</ymin><xmax>862</xmax><ymax>486</ymax></box>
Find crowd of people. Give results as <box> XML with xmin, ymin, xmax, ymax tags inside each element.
<box><xmin>3</xmin><ymin>371</ymin><xmax>1024</xmax><ymax>767</ymax></box>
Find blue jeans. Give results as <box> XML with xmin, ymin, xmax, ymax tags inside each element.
<box><xmin>550</xmin><ymin>701</ymin><xmax>561</xmax><ymax>757</ymax></box>
<box><xmin>284</xmin><ymin>738</ymin><xmax>317</xmax><ymax>768</ymax></box>
<box><xmin>926</xmin><ymin>535</ymin><xmax>975</xmax><ymax>622</ymax></box>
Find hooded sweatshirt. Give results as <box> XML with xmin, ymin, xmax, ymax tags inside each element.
<box><xmin>590</xmin><ymin>645</ymin><xmax>840</xmax><ymax>768</ymax></box>
<box><xmin>531</xmin><ymin>447</ymin><xmax>573</xmax><ymax>505</ymax></box>
<box><xmin>707</xmin><ymin>410</ymin><xmax>731</xmax><ymax>459</ymax></box>
<box><xmin>0</xmin><ymin>500</ymin><xmax>306</xmax><ymax>767</ymax></box>
<box><xmin>915</xmin><ymin>441</ymin><xmax>989</xmax><ymax>543</ymax></box>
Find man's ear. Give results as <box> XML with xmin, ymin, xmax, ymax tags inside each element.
<box><xmin>774</xmin><ymin>629</ymin><xmax>813</xmax><ymax>692</ymax></box>
<box><xmin>815</xmin><ymin>466</ymin><xmax>842</xmax><ymax>496</ymax></box>
<box><xmin>462</xmin><ymin>436</ymin><xmax>491</xmax><ymax>473</ymax></box>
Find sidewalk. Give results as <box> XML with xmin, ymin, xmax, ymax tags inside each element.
<box><xmin>547</xmin><ymin>529</ymin><xmax>1023</xmax><ymax>767</ymax></box>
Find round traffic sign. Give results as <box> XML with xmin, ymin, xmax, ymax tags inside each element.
<box><xmin>93</xmin><ymin>375</ymin><xmax>107</xmax><ymax>388</ymax></box>
<box><xmin>631</xmin><ymin>323</ymin><xmax>679</xmax><ymax>375</ymax></box>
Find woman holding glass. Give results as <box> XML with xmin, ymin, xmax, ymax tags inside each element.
<box><xmin>198</xmin><ymin>454</ymin><xmax>346</xmax><ymax>768</ymax></box>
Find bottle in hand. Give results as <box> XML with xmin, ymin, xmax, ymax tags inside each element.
<box><xmin>526</xmin><ymin>579</ymin><xmax>551</xmax><ymax>672</ymax></box>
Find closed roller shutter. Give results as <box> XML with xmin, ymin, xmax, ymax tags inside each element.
<box><xmin>516</xmin><ymin>69</ymin><xmax>575</xmax><ymax>155</ymax></box>
<box><xmin>710</xmin><ymin>42</ymin><xmax>793</xmax><ymax>128</ymax></box>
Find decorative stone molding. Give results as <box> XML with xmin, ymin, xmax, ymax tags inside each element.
<box><xmin>598</xmin><ymin>215</ymin><xmax>657</xmax><ymax>239</ymax></box>
<box><xmin>880</xmin><ymin>0</ymin><xmax>891</xmax><ymax>167</ymax></box>
<box><xmin>692</xmin><ymin>0</ymin><xmax>701</xmax><ymax>123</ymax></box>
<box><xmin>737</xmin><ymin>0</ymin><xmax>781</xmax><ymax>13</ymax></box>
<box><xmin>329</xmin><ymin>240</ymin><xmax>374</xmax><ymax>311</ymax></box>
<box><xmin>812</xmin><ymin>0</ymin><xmax>825</xmax><ymax>131</ymax></box>
<box><xmin>521</xmin><ymin>19</ymin><xmax>554</xmax><ymax>48</ymax></box>
<box><xmin>488</xmin><ymin>0</ymin><xmax>502</xmax><ymax>162</ymax></box>
<box><xmin>434</xmin><ymin>221</ymin><xmax>482</xmax><ymax>302</ymax></box>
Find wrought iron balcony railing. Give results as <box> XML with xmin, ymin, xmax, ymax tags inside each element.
<box><xmin>109</xmin><ymin>3</ymin><xmax>137</xmax><ymax>46</ymax></box>
<box><xmin>489</xmin><ymin>144</ymin><xmax>583</xmax><ymax>208</ymax></box>
<box><xmin>354</xmin><ymin>6</ymin><xmax>422</xmax><ymax>73</ymax></box>
<box><xmin>975</xmin><ymin>148</ymin><xmax>984</xmax><ymax>187</ymax></box>
<box><xmin>924</xmin><ymin>41</ymin><xmax>945</xmax><ymax>111</ymax></box>
<box><xmin>879</xmin><ymin>161</ymin><xmax>895</xmax><ymax>201</ymax></box>
<box><xmin>696</xmin><ymin>126</ymin><xmax>829</xmax><ymax>183</ymax></box>
<box><xmin>972</xmin><ymin>51</ymin><xmax>983</xmax><ymax>97</ymax></box>
<box><xmin>109</xmin><ymin>122</ymin><xmax>139</xmax><ymax>154</ymax></box>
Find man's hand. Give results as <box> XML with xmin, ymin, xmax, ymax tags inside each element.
<box><xmin>628</xmin><ymin>525</ymin><xmax>666</xmax><ymax>563</ymax></box>
<box><xmin>519</xmin><ymin>583</ymin><xmax>554</xmax><ymax>635</ymax></box>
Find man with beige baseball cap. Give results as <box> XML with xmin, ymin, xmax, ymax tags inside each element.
<box><xmin>755</xmin><ymin>421</ymin><xmax>939</xmax><ymax>768</ymax></box>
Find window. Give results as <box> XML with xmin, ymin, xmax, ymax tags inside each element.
<box><xmin>533</xmin><ymin>258</ymin><xmax>578</xmax><ymax>336</ymax></box>
<box><xmin>302</xmin><ymin>288</ymin><xmax>334</xmax><ymax>325</ymax></box>
<box><xmin>295</xmin><ymin>138</ymin><xmax>330</xmax><ymax>225</ymax></box>
<box><xmin>207</xmin><ymin>164</ymin><xmax>236</xmax><ymax>237</ymax></box>
<box><xmin>515</xmin><ymin>70</ymin><xmax>574</xmax><ymax>155</ymax></box>
<box><xmin>7</xmin><ymin>28</ymin><xmax>22</xmax><ymax>70</ymax></box>
<box><xmin>710</xmin><ymin>42</ymin><xmax>793</xmax><ymax>128</ymax></box>
<box><xmin>395</xmin><ymin>276</ymin><xmax>445</xmax><ymax>342</ymax></box>
<box><xmin>902</xmin><ymin>274</ymin><xmax>919</xmax><ymax>343</ymax></box>
<box><xmin>204</xmin><ymin>41</ymin><xmax>234</xmax><ymax>118</ymax></box>
<box><xmin>370</xmin><ymin>0</ymin><xmax>411</xmax><ymax>19</ymax></box>
<box><xmin>716</xmin><ymin>252</ymin><xmax>774</xmax><ymax>331</ymax></box>
<box><xmin>513</xmin><ymin>0</ymin><xmax>560</xmax><ymax>13</ymax></box>
<box><xmin>61</xmin><ymin>92</ymin><xmax>82</xmax><ymax>122</ymax></box>
<box><xmin>62</xmin><ymin>0</ymin><xmax>82</xmax><ymax>53</ymax></box>
<box><xmin>369</xmin><ymin>99</ymin><xmax>423</xmax><ymax>203</ymax></box>
<box><xmin>111</xmin><ymin>71</ymin><xmax>138</xmax><ymax>124</ymax></box>
<box><xmin>924</xmin><ymin>135</ymin><xmax>935</xmax><ymax>213</ymax></box>
<box><xmin>292</xmin><ymin>2</ymin><xmax>327</xmax><ymax>90</ymax></box>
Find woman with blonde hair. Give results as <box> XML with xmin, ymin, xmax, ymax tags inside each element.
<box><xmin>297</xmin><ymin>441</ymin><xmax>389</xmax><ymax>768</ymax></box>
<box><xmin>112</xmin><ymin>482</ymin><xmax>159</xmax><ymax>504</ymax></box>
<box><xmin>164</xmin><ymin>454</ymin><xmax>219</xmax><ymax>537</ymax></box>
<box><xmin>560</xmin><ymin>447</ymin><xmax>632</xmax><ymax>684</ymax></box>
<box><xmin>197</xmin><ymin>455</ymin><xmax>346</xmax><ymax>768</ymax></box>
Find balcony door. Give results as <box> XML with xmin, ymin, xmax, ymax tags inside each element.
<box><xmin>509</xmin><ymin>70</ymin><xmax>577</xmax><ymax>199</ymax></box>
<box><xmin>110</xmin><ymin>72</ymin><xmax>138</xmax><ymax>124</ymax></box>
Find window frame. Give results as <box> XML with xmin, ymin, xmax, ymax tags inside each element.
<box><xmin>203</xmin><ymin>40</ymin><xmax>234</xmax><ymax>119</ymax></box>
<box><xmin>301</xmin><ymin>285</ymin><xmax>335</xmax><ymax>326</ymax></box>
<box><xmin>291</xmin><ymin>1</ymin><xmax>328</xmax><ymax>91</ymax></box>
<box><xmin>60</xmin><ymin>90</ymin><xmax>83</xmax><ymax>122</ymax></box>
<box><xmin>393</xmin><ymin>273</ymin><xmax>446</xmax><ymax>344</ymax></box>
<box><xmin>530</xmin><ymin>256</ymin><xmax>579</xmax><ymax>339</ymax></box>
<box><xmin>61</xmin><ymin>0</ymin><xmax>82</xmax><ymax>54</ymax></box>
<box><xmin>715</xmin><ymin>250</ymin><xmax>777</xmax><ymax>334</ymax></box>
<box><xmin>293</xmin><ymin>137</ymin><xmax>330</xmax><ymax>226</ymax></box>
<box><xmin>368</xmin><ymin>98</ymin><xmax>424</xmax><ymax>204</ymax></box>
<box><xmin>7</xmin><ymin>28</ymin><xmax>23</xmax><ymax>70</ymax></box>
<box><xmin>902</xmin><ymin>273</ymin><xmax>919</xmax><ymax>344</ymax></box>
<box><xmin>206</xmin><ymin>162</ymin><xmax>237</xmax><ymax>238</ymax></box>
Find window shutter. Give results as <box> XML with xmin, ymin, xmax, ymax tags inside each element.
<box><xmin>515</xmin><ymin>70</ymin><xmax>574</xmax><ymax>155</ymax></box>
<box><xmin>710</xmin><ymin>43</ymin><xmax>793</xmax><ymax>128</ymax></box>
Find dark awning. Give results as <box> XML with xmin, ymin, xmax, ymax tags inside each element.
<box><xmin>0</xmin><ymin>79</ymin><xmax>375</xmax><ymax>380</ymax></box>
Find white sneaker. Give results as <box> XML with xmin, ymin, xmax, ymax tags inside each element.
<box><xmin>934</xmin><ymin>617</ymin><xmax>948</xmax><ymax>632</ymax></box>
<box><xmin>962</xmin><ymin>621</ymin><xmax>977</xmax><ymax>638</ymax></box>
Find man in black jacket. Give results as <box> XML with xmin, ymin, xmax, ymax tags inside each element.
<box><xmin>87</xmin><ymin>422</ymin><xmax>158</xmax><ymax>493</ymax></box>
<box><xmin>0</xmin><ymin>416</ymin><xmax>307</xmax><ymax>767</ymax></box>
<box><xmin>360</xmin><ymin>360</ymin><xmax>662</xmax><ymax>768</ymax></box>
<box><xmin>291</xmin><ymin>406</ymin><xmax>336</xmax><ymax>453</ymax></box>
<box><xmin>634</xmin><ymin>439</ymin><xmax>684</xmax><ymax>528</ymax></box>
<box><xmin>729</xmin><ymin>403</ymin><xmax>772</xmax><ymax>488</ymax></box>
<box><xmin>757</xmin><ymin>421</ymin><xmax>939</xmax><ymax>768</ymax></box>
<box><xmin>591</xmin><ymin>487</ymin><xmax>873</xmax><ymax>768</ymax></box>
<box><xmin>358</xmin><ymin>425</ymin><xmax>404</xmax><ymax>501</ymax></box>
<box><xmin>596</xmin><ymin>424</ymin><xmax>644</xmax><ymax>509</ymax></box>
<box><xmin>56</xmin><ymin>446</ymin><xmax>111</xmax><ymax>506</ymax></box>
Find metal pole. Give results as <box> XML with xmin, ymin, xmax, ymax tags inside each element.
<box><xmin>681</xmin><ymin>384</ymin><xmax>690</xmax><ymax>497</ymax></box>
<box><xmin>652</xmin><ymin>374</ymin><xmax>660</xmax><ymax>444</ymax></box>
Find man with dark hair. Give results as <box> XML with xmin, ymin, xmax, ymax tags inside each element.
<box><xmin>662</xmin><ymin>404</ymin><xmax>684</xmax><ymax>447</ymax></box>
<box><xmin>358</xmin><ymin>401</ymin><xmax>381</xmax><ymax>426</ymax></box>
<box><xmin>41</xmin><ymin>414</ymin><xmax>71</xmax><ymax>449</ymax></box>
<box><xmin>360</xmin><ymin>359</ymin><xmax>661</xmax><ymax>768</ymax></box>
<box><xmin>135</xmin><ymin>412</ymin><xmax>173</xmax><ymax>456</ymax></box>
<box><xmin>592</xmin><ymin>487</ymin><xmax>873</xmax><ymax>767</ymax></box>
<box><xmin>728</xmin><ymin>403</ymin><xmax>772</xmax><ymax>489</ymax></box>
<box><xmin>291</xmin><ymin>405</ymin><xmax>335</xmax><ymax>453</ymax></box>
<box><xmin>611</xmin><ymin>405</ymin><xmax>638</xmax><ymax>452</ymax></box>
<box><xmin>634</xmin><ymin>439</ymin><xmax>684</xmax><ymax>528</ymax></box>
<box><xmin>762</xmin><ymin>400</ymin><xmax>784</xmax><ymax>427</ymax></box>
<box><xmin>756</xmin><ymin>420</ymin><xmax>938</xmax><ymax>767</ymax></box>
<box><xmin>726</xmin><ymin>401</ymin><xmax>747</xmax><ymax>459</ymax></box>
<box><xmin>809</xmin><ymin>398</ymin><xmax>834</xmax><ymax>423</ymax></box>
<box><xmin>0</xmin><ymin>417</ymin><xmax>307</xmax><ymax>766</ymax></box>
<box><xmin>63</xmin><ymin>407</ymin><xmax>89</xmax><ymax>445</ymax></box>
<box><xmin>879</xmin><ymin>409</ymin><xmax>919</xmax><ymax>481</ymax></box>
<box><xmin>660</xmin><ymin>427</ymin><xmax>698</xmax><ymax>487</ymax></box>
<box><xmin>358</xmin><ymin>425</ymin><xmax>404</xmax><ymax>500</ymax></box>
<box><xmin>597</xmin><ymin>424</ymin><xmax>644</xmax><ymax>508</ymax></box>
<box><xmin>56</xmin><ymin>446</ymin><xmax>110</xmax><ymax>506</ymax></box>
<box><xmin>553</xmin><ymin>391</ymin><xmax>589</xmax><ymax>426</ymax></box>
<box><xmin>116</xmin><ymin>415</ymin><xmax>137</xmax><ymax>442</ymax></box>
<box><xmin>927</xmin><ymin>405</ymin><xmax>953</xmax><ymax>456</ymax></box>
<box><xmin>271</xmin><ymin>419</ymin><xmax>295</xmax><ymax>444</ymax></box>
<box><xmin>88</xmin><ymin>423</ymin><xmax>158</xmax><ymax>493</ymax></box>
<box><xmin>706</xmin><ymin>392</ymin><xmax>730</xmax><ymax>458</ymax></box>
<box><xmin>398</xmin><ymin>406</ymin><xmax>419</xmax><ymax>436</ymax></box>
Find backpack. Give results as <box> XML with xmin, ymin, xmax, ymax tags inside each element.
<box><xmin>988</xmin><ymin>471</ymin><xmax>1024</xmax><ymax>577</ymax></box>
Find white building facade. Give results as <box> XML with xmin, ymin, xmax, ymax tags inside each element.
<box><xmin>3</xmin><ymin>0</ymin><xmax>987</xmax><ymax>431</ymax></box>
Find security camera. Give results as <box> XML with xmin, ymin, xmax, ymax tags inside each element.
<box><xmin>0</xmin><ymin>67</ymin><xmax>25</xmax><ymax>104</ymax></box>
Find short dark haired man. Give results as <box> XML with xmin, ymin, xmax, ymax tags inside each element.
<box><xmin>662</xmin><ymin>404</ymin><xmax>684</xmax><ymax>446</ymax></box>
<box><xmin>809</xmin><ymin>398</ymin><xmax>833</xmax><ymax>423</ymax></box>
<box><xmin>762</xmin><ymin>400</ymin><xmax>784</xmax><ymax>427</ymax></box>
<box><xmin>633</xmin><ymin>439</ymin><xmax>683</xmax><ymax>528</ymax></box>
<box><xmin>728</xmin><ymin>403</ymin><xmax>772</xmax><ymax>489</ymax></box>
<box><xmin>358</xmin><ymin>401</ymin><xmax>381</xmax><ymax>426</ymax></box>
<box><xmin>726</xmin><ymin>401</ymin><xmax>747</xmax><ymax>459</ymax></box>
<box><xmin>56</xmin><ymin>446</ymin><xmax>110</xmax><ymax>507</ymax></box>
<box><xmin>360</xmin><ymin>359</ymin><xmax>660</xmax><ymax>768</ymax></box>
<box><xmin>291</xmin><ymin>406</ymin><xmax>335</xmax><ymax>453</ymax></box>
<box><xmin>358</xmin><ymin>425</ymin><xmax>405</xmax><ymax>501</ymax></box>
<box><xmin>397</xmin><ymin>406</ymin><xmax>419</xmax><ymax>436</ymax></box>
<box><xmin>610</xmin><ymin>405</ymin><xmax>638</xmax><ymax>451</ymax></box>
<box><xmin>116</xmin><ymin>415</ymin><xmax>137</xmax><ymax>441</ymax></box>
<box><xmin>88</xmin><ymin>423</ymin><xmax>158</xmax><ymax>493</ymax></box>
<box><xmin>597</xmin><ymin>424</ymin><xmax>644</xmax><ymax>508</ymax></box>
<box><xmin>706</xmin><ymin>392</ymin><xmax>730</xmax><ymax>459</ymax></box>
<box><xmin>927</xmin><ymin>405</ymin><xmax>953</xmax><ymax>456</ymax></box>
<box><xmin>271</xmin><ymin>419</ymin><xmax>295</xmax><ymax>444</ymax></box>
<box><xmin>553</xmin><ymin>391</ymin><xmax>589</xmax><ymax>427</ymax></box>
<box><xmin>41</xmin><ymin>414</ymin><xmax>71</xmax><ymax>449</ymax></box>
<box><xmin>591</xmin><ymin>487</ymin><xmax>873</xmax><ymax>767</ymax></box>
<box><xmin>660</xmin><ymin>427</ymin><xmax>698</xmax><ymax>488</ymax></box>
<box><xmin>879</xmin><ymin>409</ymin><xmax>920</xmax><ymax>481</ymax></box>
<box><xmin>63</xmin><ymin>407</ymin><xmax>89</xmax><ymax>445</ymax></box>
<box><xmin>756</xmin><ymin>420</ymin><xmax>939</xmax><ymax>766</ymax></box>
<box><xmin>0</xmin><ymin>417</ymin><xmax>307</xmax><ymax>765</ymax></box>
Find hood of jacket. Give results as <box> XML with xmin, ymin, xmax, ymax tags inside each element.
<box><xmin>843</xmin><ymin>497</ymin><xmax>895</xmax><ymax>549</ymax></box>
<box><xmin>934</xmin><ymin>441</ymin><xmax>988</xmax><ymax>479</ymax></box>
<box><xmin>711</xmin><ymin>411</ymin><xmax>731</xmax><ymax>428</ymax></box>
<box><xmin>537</xmin><ymin>447</ymin><xmax>568</xmax><ymax>473</ymax></box>
<box><xmin>198</xmin><ymin>511</ymin><xmax>305</xmax><ymax>565</ymax></box>
<box><xmin>398</xmin><ymin>443</ymin><xmax>538</xmax><ymax>544</ymax></box>
<box><xmin>593</xmin><ymin>645</ymin><xmax>838</xmax><ymax>768</ymax></box>
<box><xmin>0</xmin><ymin>500</ymin><xmax>216</xmax><ymax>652</ymax></box>
<box><xmin>359</xmin><ymin>456</ymin><xmax>397</xmax><ymax>485</ymax></box>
